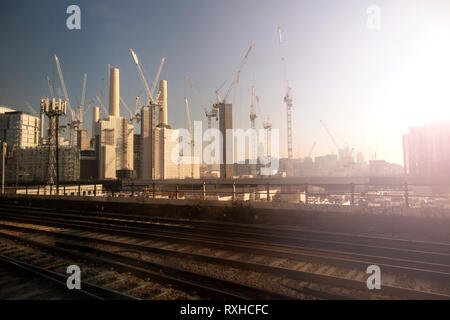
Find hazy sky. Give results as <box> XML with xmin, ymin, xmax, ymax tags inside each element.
<box><xmin>1</xmin><ymin>0</ymin><xmax>450</xmax><ymax>164</ymax></box>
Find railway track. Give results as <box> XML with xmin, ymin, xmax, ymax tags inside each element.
<box><xmin>0</xmin><ymin>231</ymin><xmax>298</xmax><ymax>300</ymax></box>
<box><xmin>0</xmin><ymin>242</ymin><xmax>138</xmax><ymax>300</ymax></box>
<box><xmin>0</xmin><ymin>204</ymin><xmax>449</xmax><ymax>299</ymax></box>
<box><xmin>3</xmin><ymin>204</ymin><xmax>450</xmax><ymax>256</ymax></box>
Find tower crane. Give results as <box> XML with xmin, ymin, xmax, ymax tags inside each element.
<box><xmin>320</xmin><ymin>120</ymin><xmax>340</xmax><ymax>154</ymax></box>
<box><xmin>184</xmin><ymin>97</ymin><xmax>194</xmax><ymax>177</ymax></box>
<box><xmin>81</xmin><ymin>100</ymin><xmax>94</xmax><ymax>118</ymax></box>
<box><xmin>215</xmin><ymin>44</ymin><xmax>255</xmax><ymax>105</ymax></box>
<box><xmin>119</xmin><ymin>96</ymin><xmax>135</xmax><ymax>121</ymax></box>
<box><xmin>24</xmin><ymin>101</ymin><xmax>38</xmax><ymax>117</ymax></box>
<box><xmin>66</xmin><ymin>73</ymin><xmax>87</xmax><ymax>146</ymax></box>
<box><xmin>78</xmin><ymin>73</ymin><xmax>87</xmax><ymax>125</ymax></box>
<box><xmin>249</xmin><ymin>86</ymin><xmax>257</xmax><ymax>129</ymax></box>
<box><xmin>95</xmin><ymin>96</ymin><xmax>108</xmax><ymax>117</ymax></box>
<box><xmin>277</xmin><ymin>27</ymin><xmax>294</xmax><ymax>177</ymax></box>
<box><xmin>135</xmin><ymin>96</ymin><xmax>141</xmax><ymax>114</ymax></box>
<box><xmin>130</xmin><ymin>48</ymin><xmax>153</xmax><ymax>106</ymax></box>
<box><xmin>185</xmin><ymin>76</ymin><xmax>217</xmax><ymax>129</ymax></box>
<box><xmin>263</xmin><ymin>116</ymin><xmax>272</xmax><ymax>157</ymax></box>
<box><xmin>150</xmin><ymin>57</ymin><xmax>166</xmax><ymax>100</ymax></box>
<box><xmin>46</xmin><ymin>76</ymin><xmax>55</xmax><ymax>99</ymax></box>
<box><xmin>249</xmin><ymin>86</ymin><xmax>257</xmax><ymax>160</ymax></box>
<box><xmin>129</xmin><ymin>49</ymin><xmax>166</xmax><ymax>123</ymax></box>
<box><xmin>53</xmin><ymin>54</ymin><xmax>75</xmax><ymax>121</ymax></box>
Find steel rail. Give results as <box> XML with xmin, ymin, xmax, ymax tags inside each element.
<box><xmin>0</xmin><ymin>231</ymin><xmax>297</xmax><ymax>300</ymax></box>
<box><xmin>0</xmin><ymin>222</ymin><xmax>449</xmax><ymax>299</ymax></box>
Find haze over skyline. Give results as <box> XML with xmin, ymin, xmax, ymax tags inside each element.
<box><xmin>2</xmin><ymin>0</ymin><xmax>450</xmax><ymax>165</ymax></box>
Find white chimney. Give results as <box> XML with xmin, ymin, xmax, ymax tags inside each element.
<box><xmin>109</xmin><ymin>68</ymin><xmax>120</xmax><ymax>117</ymax></box>
<box><xmin>159</xmin><ymin>80</ymin><xmax>168</xmax><ymax>126</ymax></box>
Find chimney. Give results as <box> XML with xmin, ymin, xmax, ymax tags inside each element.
<box><xmin>92</xmin><ymin>106</ymin><xmax>99</xmax><ymax>139</ymax></box>
<box><xmin>109</xmin><ymin>67</ymin><xmax>120</xmax><ymax>117</ymax></box>
<box><xmin>158</xmin><ymin>80</ymin><xmax>168</xmax><ymax>126</ymax></box>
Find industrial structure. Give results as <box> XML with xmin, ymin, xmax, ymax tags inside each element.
<box><xmin>41</xmin><ymin>97</ymin><xmax>67</xmax><ymax>185</ymax></box>
<box><xmin>213</xmin><ymin>44</ymin><xmax>255</xmax><ymax>179</ymax></box>
<box><xmin>95</xmin><ymin>67</ymin><xmax>134</xmax><ymax>179</ymax></box>
<box><xmin>278</xmin><ymin>27</ymin><xmax>294</xmax><ymax>177</ymax></box>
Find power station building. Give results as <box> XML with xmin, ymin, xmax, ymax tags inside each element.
<box><xmin>216</xmin><ymin>103</ymin><xmax>233</xmax><ymax>179</ymax></box>
<box><xmin>95</xmin><ymin>67</ymin><xmax>134</xmax><ymax>179</ymax></box>
<box><xmin>138</xmin><ymin>80</ymin><xmax>199</xmax><ymax>180</ymax></box>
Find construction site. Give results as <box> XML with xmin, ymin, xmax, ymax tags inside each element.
<box><xmin>2</xmin><ymin>1</ymin><xmax>450</xmax><ymax>306</ymax></box>
<box><xmin>0</xmin><ymin>27</ymin><xmax>444</xmax><ymax>211</ymax></box>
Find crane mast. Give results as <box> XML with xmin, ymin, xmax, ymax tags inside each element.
<box><xmin>250</xmin><ymin>86</ymin><xmax>257</xmax><ymax>161</ymax></box>
<box><xmin>263</xmin><ymin>116</ymin><xmax>272</xmax><ymax>157</ymax></box>
<box><xmin>277</xmin><ymin>27</ymin><xmax>294</xmax><ymax>177</ymax></box>
<box><xmin>185</xmin><ymin>76</ymin><xmax>217</xmax><ymax>129</ymax></box>
<box><xmin>184</xmin><ymin>97</ymin><xmax>194</xmax><ymax>178</ymax></box>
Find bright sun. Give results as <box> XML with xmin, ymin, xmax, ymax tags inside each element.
<box><xmin>385</xmin><ymin>24</ymin><xmax>450</xmax><ymax>128</ymax></box>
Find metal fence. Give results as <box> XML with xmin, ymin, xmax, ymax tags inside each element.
<box><xmin>3</xmin><ymin>181</ymin><xmax>450</xmax><ymax>209</ymax></box>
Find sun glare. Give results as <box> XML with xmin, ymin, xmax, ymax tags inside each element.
<box><xmin>385</xmin><ymin>25</ymin><xmax>450</xmax><ymax>128</ymax></box>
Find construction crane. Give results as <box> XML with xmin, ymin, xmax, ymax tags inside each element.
<box><xmin>119</xmin><ymin>96</ymin><xmax>135</xmax><ymax>121</ymax></box>
<box><xmin>308</xmin><ymin>141</ymin><xmax>317</xmax><ymax>158</ymax></box>
<box><xmin>320</xmin><ymin>120</ymin><xmax>340</xmax><ymax>154</ymax></box>
<box><xmin>184</xmin><ymin>96</ymin><xmax>194</xmax><ymax>178</ymax></box>
<box><xmin>81</xmin><ymin>100</ymin><xmax>94</xmax><ymax>118</ymax></box>
<box><xmin>185</xmin><ymin>76</ymin><xmax>217</xmax><ymax>129</ymax></box>
<box><xmin>95</xmin><ymin>96</ymin><xmax>108</xmax><ymax>117</ymax></box>
<box><xmin>250</xmin><ymin>86</ymin><xmax>257</xmax><ymax>129</ymax></box>
<box><xmin>130</xmin><ymin>49</ymin><xmax>166</xmax><ymax>125</ymax></box>
<box><xmin>46</xmin><ymin>76</ymin><xmax>55</xmax><ymax>99</ymax></box>
<box><xmin>249</xmin><ymin>86</ymin><xmax>257</xmax><ymax>160</ymax></box>
<box><xmin>184</xmin><ymin>97</ymin><xmax>193</xmax><ymax>142</ymax></box>
<box><xmin>101</xmin><ymin>78</ymin><xmax>105</xmax><ymax>111</ymax></box>
<box><xmin>130</xmin><ymin>49</ymin><xmax>152</xmax><ymax>105</ymax></box>
<box><xmin>53</xmin><ymin>54</ymin><xmax>75</xmax><ymax>121</ymax></box>
<box><xmin>215</xmin><ymin>44</ymin><xmax>255</xmax><ymax>105</ymax></box>
<box><xmin>79</xmin><ymin>73</ymin><xmax>87</xmax><ymax>121</ymax></box>
<box><xmin>277</xmin><ymin>27</ymin><xmax>294</xmax><ymax>177</ymax></box>
<box><xmin>65</xmin><ymin>73</ymin><xmax>87</xmax><ymax>146</ymax></box>
<box><xmin>135</xmin><ymin>96</ymin><xmax>141</xmax><ymax>115</ymax></box>
<box><xmin>263</xmin><ymin>116</ymin><xmax>272</xmax><ymax>157</ymax></box>
<box><xmin>150</xmin><ymin>57</ymin><xmax>166</xmax><ymax>100</ymax></box>
<box><xmin>24</xmin><ymin>101</ymin><xmax>38</xmax><ymax>117</ymax></box>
